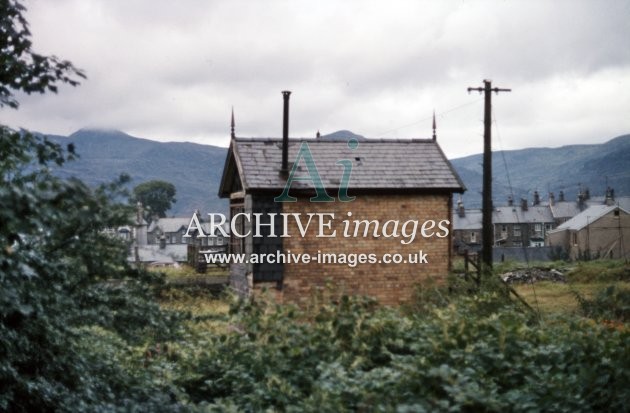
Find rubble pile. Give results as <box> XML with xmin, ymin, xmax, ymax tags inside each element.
<box><xmin>501</xmin><ymin>268</ymin><xmax>566</xmax><ymax>284</ymax></box>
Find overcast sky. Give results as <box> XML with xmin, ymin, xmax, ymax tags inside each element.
<box><xmin>4</xmin><ymin>0</ymin><xmax>630</xmax><ymax>158</ymax></box>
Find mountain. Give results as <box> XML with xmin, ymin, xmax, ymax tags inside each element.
<box><xmin>43</xmin><ymin>129</ymin><xmax>629</xmax><ymax>215</ymax></box>
<box><xmin>47</xmin><ymin>128</ymin><xmax>229</xmax><ymax>215</ymax></box>
<box><xmin>451</xmin><ymin>134</ymin><xmax>630</xmax><ymax>207</ymax></box>
<box><xmin>318</xmin><ymin>130</ymin><xmax>367</xmax><ymax>141</ymax></box>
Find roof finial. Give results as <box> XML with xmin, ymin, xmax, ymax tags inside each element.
<box><xmin>432</xmin><ymin>109</ymin><xmax>437</xmax><ymax>141</ymax></box>
<box><xmin>230</xmin><ymin>106</ymin><xmax>235</xmax><ymax>139</ymax></box>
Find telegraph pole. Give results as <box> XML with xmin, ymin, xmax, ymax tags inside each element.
<box><xmin>467</xmin><ymin>80</ymin><xmax>511</xmax><ymax>270</ymax></box>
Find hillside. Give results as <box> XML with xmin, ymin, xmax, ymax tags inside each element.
<box><xmin>47</xmin><ymin>129</ymin><xmax>229</xmax><ymax>215</ymax></box>
<box><xmin>451</xmin><ymin>134</ymin><xmax>630</xmax><ymax>207</ymax></box>
<box><xmin>44</xmin><ymin>129</ymin><xmax>629</xmax><ymax>215</ymax></box>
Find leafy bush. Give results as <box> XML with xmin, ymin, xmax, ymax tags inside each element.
<box><xmin>173</xmin><ymin>293</ymin><xmax>629</xmax><ymax>412</ymax></box>
<box><xmin>575</xmin><ymin>285</ymin><xmax>630</xmax><ymax>323</ymax></box>
<box><xmin>0</xmin><ymin>129</ymin><xmax>187</xmax><ymax>411</ymax></box>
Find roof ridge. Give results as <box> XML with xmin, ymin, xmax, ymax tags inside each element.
<box><xmin>233</xmin><ymin>137</ymin><xmax>436</xmax><ymax>143</ymax></box>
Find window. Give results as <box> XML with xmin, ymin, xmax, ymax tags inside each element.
<box><xmin>208</xmin><ymin>237</ymin><xmax>215</xmax><ymax>246</ymax></box>
<box><xmin>501</xmin><ymin>225</ymin><xmax>507</xmax><ymax>234</ymax></box>
<box><xmin>470</xmin><ymin>232</ymin><xmax>476</xmax><ymax>243</ymax></box>
<box><xmin>513</xmin><ymin>241</ymin><xmax>522</xmax><ymax>247</ymax></box>
<box><xmin>534</xmin><ymin>223</ymin><xmax>542</xmax><ymax>233</ymax></box>
<box><xmin>614</xmin><ymin>209</ymin><xmax>620</xmax><ymax>217</ymax></box>
<box><xmin>572</xmin><ymin>232</ymin><xmax>578</xmax><ymax>246</ymax></box>
<box><xmin>545</xmin><ymin>223</ymin><xmax>553</xmax><ymax>231</ymax></box>
<box><xmin>217</xmin><ymin>237</ymin><xmax>224</xmax><ymax>245</ymax></box>
<box><xmin>513</xmin><ymin>225</ymin><xmax>521</xmax><ymax>237</ymax></box>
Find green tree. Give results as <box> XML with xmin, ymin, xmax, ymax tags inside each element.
<box><xmin>133</xmin><ymin>180</ymin><xmax>177</xmax><ymax>219</ymax></box>
<box><xmin>0</xmin><ymin>0</ymin><xmax>85</xmax><ymax>109</ymax></box>
<box><xmin>0</xmin><ymin>1</ymin><xmax>185</xmax><ymax>410</ymax></box>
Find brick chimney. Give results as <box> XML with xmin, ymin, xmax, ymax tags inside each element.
<box><xmin>520</xmin><ymin>197</ymin><xmax>528</xmax><ymax>211</ymax></box>
<box><xmin>507</xmin><ymin>195</ymin><xmax>514</xmax><ymax>207</ymax></box>
<box><xmin>549</xmin><ymin>192</ymin><xmax>555</xmax><ymax>206</ymax></box>
<box><xmin>577</xmin><ymin>192</ymin><xmax>585</xmax><ymax>210</ymax></box>
<box><xmin>533</xmin><ymin>191</ymin><xmax>540</xmax><ymax>206</ymax></box>
<box><xmin>558</xmin><ymin>190</ymin><xmax>565</xmax><ymax>202</ymax></box>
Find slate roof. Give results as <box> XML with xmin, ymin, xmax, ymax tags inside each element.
<box><xmin>129</xmin><ymin>244</ymin><xmax>188</xmax><ymax>264</ymax></box>
<box><xmin>550</xmin><ymin>197</ymin><xmax>630</xmax><ymax>220</ymax></box>
<box><xmin>453</xmin><ymin>209</ymin><xmax>483</xmax><ymax>230</ymax></box>
<box><xmin>587</xmin><ymin>196</ymin><xmax>630</xmax><ymax>211</ymax></box>
<box><xmin>492</xmin><ymin>205</ymin><xmax>554</xmax><ymax>224</ymax></box>
<box><xmin>550</xmin><ymin>201</ymin><xmax>584</xmax><ymax>220</ymax></box>
<box><xmin>219</xmin><ymin>138</ymin><xmax>465</xmax><ymax>196</ymax></box>
<box><xmin>551</xmin><ymin>205</ymin><xmax>628</xmax><ymax>232</ymax></box>
<box><xmin>148</xmin><ymin>217</ymin><xmax>190</xmax><ymax>233</ymax></box>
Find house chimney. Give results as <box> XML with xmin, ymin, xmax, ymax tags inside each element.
<box><xmin>584</xmin><ymin>187</ymin><xmax>590</xmax><ymax>200</ymax></box>
<box><xmin>457</xmin><ymin>199</ymin><xmax>465</xmax><ymax>218</ymax></box>
<box><xmin>577</xmin><ymin>192</ymin><xmax>585</xmax><ymax>210</ymax></box>
<box><xmin>549</xmin><ymin>192</ymin><xmax>555</xmax><ymax>206</ymax></box>
<box><xmin>507</xmin><ymin>195</ymin><xmax>514</xmax><ymax>207</ymax></box>
<box><xmin>533</xmin><ymin>191</ymin><xmax>540</xmax><ymax>206</ymax></box>
<box><xmin>281</xmin><ymin>90</ymin><xmax>291</xmax><ymax>175</ymax></box>
<box><xmin>605</xmin><ymin>186</ymin><xmax>615</xmax><ymax>206</ymax></box>
<box><xmin>520</xmin><ymin>197</ymin><xmax>528</xmax><ymax>211</ymax></box>
<box><xmin>559</xmin><ymin>190</ymin><xmax>565</xmax><ymax>202</ymax></box>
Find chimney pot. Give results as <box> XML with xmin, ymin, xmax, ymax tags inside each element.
<box><xmin>457</xmin><ymin>199</ymin><xmax>465</xmax><ymax>217</ymax></box>
<box><xmin>520</xmin><ymin>198</ymin><xmax>528</xmax><ymax>211</ymax></box>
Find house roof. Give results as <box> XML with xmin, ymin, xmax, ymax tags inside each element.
<box><xmin>550</xmin><ymin>197</ymin><xmax>630</xmax><ymax>219</ymax></box>
<box><xmin>551</xmin><ymin>205</ymin><xmax>627</xmax><ymax>232</ymax></box>
<box><xmin>453</xmin><ymin>209</ymin><xmax>483</xmax><ymax>230</ymax></box>
<box><xmin>148</xmin><ymin>217</ymin><xmax>190</xmax><ymax>233</ymax></box>
<box><xmin>587</xmin><ymin>196</ymin><xmax>630</xmax><ymax>211</ymax></box>
<box><xmin>129</xmin><ymin>244</ymin><xmax>188</xmax><ymax>264</ymax></box>
<box><xmin>147</xmin><ymin>217</ymin><xmax>229</xmax><ymax>236</ymax></box>
<box><xmin>492</xmin><ymin>205</ymin><xmax>554</xmax><ymax>224</ymax></box>
<box><xmin>219</xmin><ymin>138</ymin><xmax>465</xmax><ymax>197</ymax></box>
<box><xmin>550</xmin><ymin>201</ymin><xmax>584</xmax><ymax>219</ymax></box>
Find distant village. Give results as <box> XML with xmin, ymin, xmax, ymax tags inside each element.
<box><xmin>454</xmin><ymin>187</ymin><xmax>629</xmax><ymax>262</ymax></box>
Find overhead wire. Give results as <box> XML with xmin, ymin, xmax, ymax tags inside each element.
<box><xmin>373</xmin><ymin>98</ymin><xmax>483</xmax><ymax>137</ymax></box>
<box><xmin>492</xmin><ymin>108</ymin><xmax>542</xmax><ymax>319</ymax></box>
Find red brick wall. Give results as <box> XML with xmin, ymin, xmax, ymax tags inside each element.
<box><xmin>256</xmin><ymin>194</ymin><xmax>452</xmax><ymax>306</ymax></box>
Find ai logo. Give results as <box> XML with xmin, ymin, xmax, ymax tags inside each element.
<box><xmin>274</xmin><ymin>138</ymin><xmax>359</xmax><ymax>203</ymax></box>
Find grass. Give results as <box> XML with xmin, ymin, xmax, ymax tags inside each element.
<box><xmin>156</xmin><ymin>264</ymin><xmax>229</xmax><ymax>280</ymax></box>
<box><xmin>156</xmin><ymin>259</ymin><xmax>630</xmax><ymax>328</ymax></box>
<box><xmin>154</xmin><ymin>265</ymin><xmax>232</xmax><ymax>334</ymax></box>
<box><xmin>507</xmin><ymin>259</ymin><xmax>630</xmax><ymax>316</ymax></box>
<box><xmin>514</xmin><ymin>281</ymin><xmax>630</xmax><ymax>316</ymax></box>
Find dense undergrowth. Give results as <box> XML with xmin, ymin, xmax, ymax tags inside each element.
<box><xmin>167</xmin><ymin>282</ymin><xmax>629</xmax><ymax>412</ymax></box>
